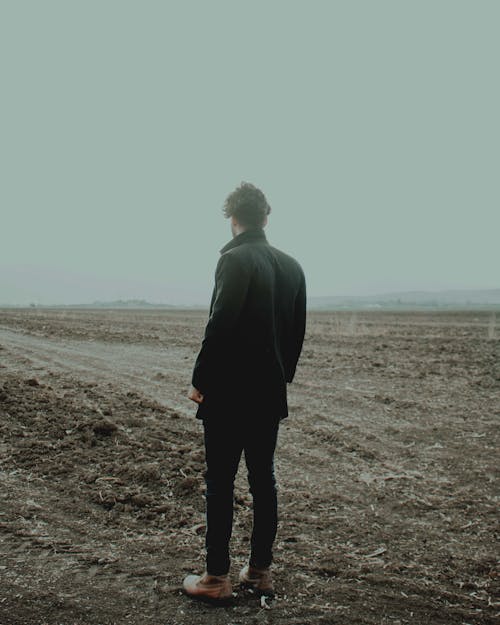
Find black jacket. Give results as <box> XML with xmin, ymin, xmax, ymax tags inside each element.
<box><xmin>192</xmin><ymin>228</ymin><xmax>306</xmax><ymax>421</ymax></box>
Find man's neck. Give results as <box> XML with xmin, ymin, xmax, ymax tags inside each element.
<box><xmin>232</xmin><ymin>224</ymin><xmax>247</xmax><ymax>237</ymax></box>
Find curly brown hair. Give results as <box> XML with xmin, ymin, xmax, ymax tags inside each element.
<box><xmin>223</xmin><ymin>182</ymin><xmax>271</xmax><ymax>228</ymax></box>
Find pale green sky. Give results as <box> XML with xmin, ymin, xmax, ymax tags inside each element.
<box><xmin>1</xmin><ymin>1</ymin><xmax>498</xmax><ymax>305</ymax></box>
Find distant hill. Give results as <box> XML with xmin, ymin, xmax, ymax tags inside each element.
<box><xmin>2</xmin><ymin>290</ymin><xmax>499</xmax><ymax>311</ymax></box>
<box><xmin>87</xmin><ymin>299</ymin><xmax>176</xmax><ymax>309</ymax></box>
<box><xmin>9</xmin><ymin>299</ymin><xmax>179</xmax><ymax>310</ymax></box>
<box><xmin>308</xmin><ymin>289</ymin><xmax>500</xmax><ymax>310</ymax></box>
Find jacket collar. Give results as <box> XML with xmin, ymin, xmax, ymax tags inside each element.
<box><xmin>220</xmin><ymin>227</ymin><xmax>268</xmax><ymax>254</ymax></box>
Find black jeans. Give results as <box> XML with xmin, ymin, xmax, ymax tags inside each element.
<box><xmin>203</xmin><ymin>416</ymin><xmax>280</xmax><ymax>576</ymax></box>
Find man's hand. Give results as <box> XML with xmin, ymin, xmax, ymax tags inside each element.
<box><xmin>188</xmin><ymin>385</ymin><xmax>204</xmax><ymax>404</ymax></box>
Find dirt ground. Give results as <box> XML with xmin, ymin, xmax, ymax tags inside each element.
<box><xmin>0</xmin><ymin>308</ymin><xmax>498</xmax><ymax>625</ymax></box>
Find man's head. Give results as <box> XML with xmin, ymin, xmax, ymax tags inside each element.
<box><xmin>223</xmin><ymin>182</ymin><xmax>271</xmax><ymax>236</ymax></box>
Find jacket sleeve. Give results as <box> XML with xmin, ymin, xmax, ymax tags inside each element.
<box><xmin>286</xmin><ymin>269</ymin><xmax>306</xmax><ymax>383</ymax></box>
<box><xmin>191</xmin><ymin>252</ymin><xmax>250</xmax><ymax>394</ymax></box>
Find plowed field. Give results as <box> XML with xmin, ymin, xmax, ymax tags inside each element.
<box><xmin>0</xmin><ymin>309</ymin><xmax>498</xmax><ymax>625</ymax></box>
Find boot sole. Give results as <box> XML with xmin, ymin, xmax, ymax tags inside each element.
<box><xmin>183</xmin><ymin>588</ymin><xmax>234</xmax><ymax>606</ymax></box>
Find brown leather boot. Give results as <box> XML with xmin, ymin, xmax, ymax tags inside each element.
<box><xmin>239</xmin><ymin>564</ymin><xmax>274</xmax><ymax>596</ymax></box>
<box><xmin>182</xmin><ymin>572</ymin><xmax>233</xmax><ymax>602</ymax></box>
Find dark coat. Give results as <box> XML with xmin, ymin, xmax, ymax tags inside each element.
<box><xmin>192</xmin><ymin>228</ymin><xmax>306</xmax><ymax>421</ymax></box>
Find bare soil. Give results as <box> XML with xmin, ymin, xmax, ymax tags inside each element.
<box><xmin>0</xmin><ymin>308</ymin><xmax>498</xmax><ymax>625</ymax></box>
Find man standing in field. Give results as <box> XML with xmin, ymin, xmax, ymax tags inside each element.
<box><xmin>184</xmin><ymin>182</ymin><xmax>306</xmax><ymax>601</ymax></box>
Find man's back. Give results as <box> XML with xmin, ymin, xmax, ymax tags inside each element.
<box><xmin>224</xmin><ymin>235</ymin><xmax>306</xmax><ymax>379</ymax></box>
<box><xmin>192</xmin><ymin>228</ymin><xmax>306</xmax><ymax>421</ymax></box>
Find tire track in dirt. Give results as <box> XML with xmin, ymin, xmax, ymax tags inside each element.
<box><xmin>0</xmin><ymin>326</ymin><xmax>192</xmax><ymax>416</ymax></box>
<box><xmin>0</xmin><ymin>327</ymin><xmax>352</xmax><ymax>486</ymax></box>
<box><xmin>0</xmin><ymin>325</ymin><xmax>381</xmax><ymax>543</ymax></box>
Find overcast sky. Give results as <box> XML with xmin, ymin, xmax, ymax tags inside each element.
<box><xmin>1</xmin><ymin>1</ymin><xmax>498</xmax><ymax>306</ymax></box>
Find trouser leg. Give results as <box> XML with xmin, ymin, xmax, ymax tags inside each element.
<box><xmin>203</xmin><ymin>419</ymin><xmax>243</xmax><ymax>576</ymax></box>
<box><xmin>244</xmin><ymin>419</ymin><xmax>280</xmax><ymax>569</ymax></box>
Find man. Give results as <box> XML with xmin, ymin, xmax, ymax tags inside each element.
<box><xmin>183</xmin><ymin>182</ymin><xmax>306</xmax><ymax>601</ymax></box>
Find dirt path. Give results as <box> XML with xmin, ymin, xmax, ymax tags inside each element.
<box><xmin>0</xmin><ymin>326</ymin><xmax>191</xmax><ymax>416</ymax></box>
